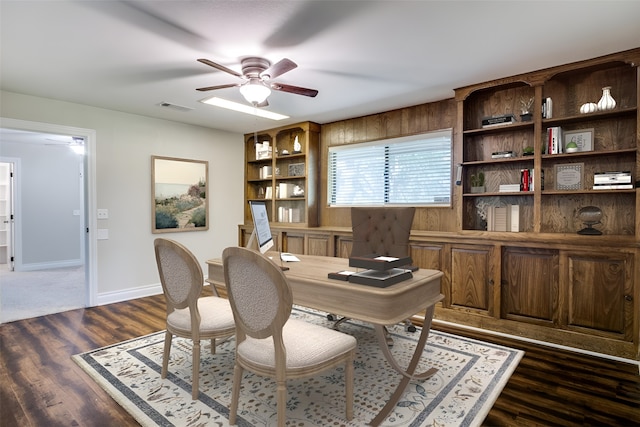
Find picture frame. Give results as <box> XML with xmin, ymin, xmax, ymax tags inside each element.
<box><xmin>563</xmin><ymin>128</ymin><xmax>594</xmax><ymax>152</ymax></box>
<box><xmin>288</xmin><ymin>162</ymin><xmax>305</xmax><ymax>177</ymax></box>
<box><xmin>554</xmin><ymin>162</ymin><xmax>584</xmax><ymax>191</ymax></box>
<box><xmin>152</xmin><ymin>156</ymin><xmax>208</xmax><ymax>233</ymax></box>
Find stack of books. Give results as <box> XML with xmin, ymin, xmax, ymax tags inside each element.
<box><xmin>593</xmin><ymin>171</ymin><xmax>633</xmax><ymax>190</ymax></box>
<box><xmin>277</xmin><ymin>206</ymin><xmax>301</xmax><ymax>222</ymax></box>
<box><xmin>542</xmin><ymin>97</ymin><xmax>553</xmax><ymax>119</ymax></box>
<box><xmin>520</xmin><ymin>168</ymin><xmax>535</xmax><ymax>191</ymax></box>
<box><xmin>486</xmin><ymin>204</ymin><xmax>524</xmax><ymax>232</ymax></box>
<box><xmin>335</xmin><ymin>255</ymin><xmax>414</xmax><ymax>287</ymax></box>
<box><xmin>546</xmin><ymin>127</ymin><xmax>563</xmax><ymax>154</ymax></box>
<box><xmin>491</xmin><ymin>150</ymin><xmax>515</xmax><ymax>159</ymax></box>
<box><xmin>481</xmin><ymin>114</ymin><xmax>515</xmax><ymax>128</ymax></box>
<box><xmin>255</xmin><ymin>141</ymin><xmax>272</xmax><ymax>160</ymax></box>
<box><xmin>499</xmin><ymin>184</ymin><xmax>521</xmax><ymax>192</ymax></box>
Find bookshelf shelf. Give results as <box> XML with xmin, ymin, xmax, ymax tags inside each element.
<box><xmin>462</xmin><ymin>157</ymin><xmax>534</xmax><ymax>166</ymax></box>
<box><xmin>463</xmin><ymin>121</ymin><xmax>534</xmax><ymax>136</ymax></box>
<box><xmin>463</xmin><ymin>191</ymin><xmax>534</xmax><ymax>197</ymax></box>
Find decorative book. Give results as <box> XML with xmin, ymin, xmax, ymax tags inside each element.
<box><xmin>348</xmin><ymin>268</ymin><xmax>413</xmax><ymax>288</ymax></box>
<box><xmin>349</xmin><ymin>254</ymin><xmax>413</xmax><ymax>271</ymax></box>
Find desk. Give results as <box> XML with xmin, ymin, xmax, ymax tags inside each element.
<box><xmin>207</xmin><ymin>253</ymin><xmax>444</xmax><ymax>426</ymax></box>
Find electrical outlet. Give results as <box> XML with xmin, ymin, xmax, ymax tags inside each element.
<box><xmin>97</xmin><ymin>209</ymin><xmax>109</xmax><ymax>219</ymax></box>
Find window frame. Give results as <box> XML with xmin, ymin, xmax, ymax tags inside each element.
<box><xmin>327</xmin><ymin>129</ymin><xmax>453</xmax><ymax>208</ymax></box>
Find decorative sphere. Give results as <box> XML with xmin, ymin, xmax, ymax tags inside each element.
<box><xmin>578</xmin><ymin>206</ymin><xmax>602</xmax><ymax>225</ymax></box>
<box><xmin>579</xmin><ymin>102</ymin><xmax>597</xmax><ymax>114</ymax></box>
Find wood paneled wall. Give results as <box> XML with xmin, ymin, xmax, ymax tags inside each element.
<box><xmin>319</xmin><ymin>99</ymin><xmax>458</xmax><ymax>230</ymax></box>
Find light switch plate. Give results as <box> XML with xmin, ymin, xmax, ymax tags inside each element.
<box><xmin>97</xmin><ymin>229</ymin><xmax>109</xmax><ymax>240</ymax></box>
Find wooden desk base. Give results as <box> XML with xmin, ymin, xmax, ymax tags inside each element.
<box><xmin>207</xmin><ymin>254</ymin><xmax>443</xmax><ymax>425</ymax></box>
<box><xmin>371</xmin><ymin>306</ymin><xmax>438</xmax><ymax>426</ymax></box>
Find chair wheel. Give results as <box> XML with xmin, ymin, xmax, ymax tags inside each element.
<box><xmin>327</xmin><ymin>314</ymin><xmax>337</xmax><ymax>321</ymax></box>
<box><xmin>406</xmin><ymin>325</ymin><xmax>417</xmax><ymax>333</ymax></box>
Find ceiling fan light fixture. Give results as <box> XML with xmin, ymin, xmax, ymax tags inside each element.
<box><xmin>239</xmin><ymin>80</ymin><xmax>271</xmax><ymax>104</ymax></box>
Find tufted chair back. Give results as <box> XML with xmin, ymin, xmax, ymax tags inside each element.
<box><xmin>350</xmin><ymin>207</ymin><xmax>416</xmax><ymax>258</ymax></box>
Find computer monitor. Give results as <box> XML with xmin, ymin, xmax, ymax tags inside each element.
<box><xmin>248</xmin><ymin>200</ymin><xmax>274</xmax><ymax>254</ymax></box>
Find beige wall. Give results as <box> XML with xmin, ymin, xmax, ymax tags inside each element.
<box><xmin>0</xmin><ymin>90</ymin><xmax>244</xmax><ymax>303</ymax></box>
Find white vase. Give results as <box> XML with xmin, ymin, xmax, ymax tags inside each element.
<box><xmin>597</xmin><ymin>86</ymin><xmax>616</xmax><ymax>111</ymax></box>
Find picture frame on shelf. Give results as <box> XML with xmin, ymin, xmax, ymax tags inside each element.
<box><xmin>563</xmin><ymin>128</ymin><xmax>593</xmax><ymax>152</ymax></box>
<box><xmin>288</xmin><ymin>162</ymin><xmax>305</xmax><ymax>177</ymax></box>
<box><xmin>554</xmin><ymin>162</ymin><xmax>584</xmax><ymax>191</ymax></box>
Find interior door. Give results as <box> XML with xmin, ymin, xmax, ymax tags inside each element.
<box><xmin>0</xmin><ymin>161</ymin><xmax>15</xmax><ymax>270</ymax></box>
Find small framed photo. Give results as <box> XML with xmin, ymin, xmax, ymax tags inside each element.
<box><xmin>563</xmin><ymin>128</ymin><xmax>593</xmax><ymax>152</ymax></box>
<box><xmin>288</xmin><ymin>162</ymin><xmax>305</xmax><ymax>177</ymax></box>
<box><xmin>554</xmin><ymin>163</ymin><xmax>584</xmax><ymax>190</ymax></box>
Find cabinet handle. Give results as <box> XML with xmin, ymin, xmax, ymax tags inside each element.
<box><xmin>624</xmin><ymin>295</ymin><xmax>633</xmax><ymax>302</ymax></box>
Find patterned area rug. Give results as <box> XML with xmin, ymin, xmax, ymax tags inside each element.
<box><xmin>73</xmin><ymin>307</ymin><xmax>523</xmax><ymax>426</ymax></box>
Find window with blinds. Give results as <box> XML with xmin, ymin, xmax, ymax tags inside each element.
<box><xmin>328</xmin><ymin>129</ymin><xmax>452</xmax><ymax>207</ymax></box>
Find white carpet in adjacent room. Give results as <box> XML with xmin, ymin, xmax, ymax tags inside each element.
<box><xmin>0</xmin><ymin>265</ymin><xmax>85</xmax><ymax>323</ymax></box>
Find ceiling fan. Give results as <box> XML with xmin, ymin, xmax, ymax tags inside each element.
<box><xmin>196</xmin><ymin>57</ymin><xmax>318</xmax><ymax>106</ymax></box>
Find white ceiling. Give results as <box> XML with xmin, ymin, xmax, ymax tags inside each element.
<box><xmin>2</xmin><ymin>0</ymin><xmax>640</xmax><ymax>135</ymax></box>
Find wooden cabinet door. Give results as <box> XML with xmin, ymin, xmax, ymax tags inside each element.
<box><xmin>410</xmin><ymin>242</ymin><xmax>445</xmax><ymax>271</ymax></box>
<box><xmin>336</xmin><ymin>236</ymin><xmax>352</xmax><ymax>259</ymax></box>
<box><xmin>306</xmin><ymin>233</ymin><xmax>331</xmax><ymax>256</ymax></box>
<box><xmin>410</xmin><ymin>242</ymin><xmax>447</xmax><ymax>302</ymax></box>
<box><xmin>564</xmin><ymin>251</ymin><xmax>634</xmax><ymax>340</ymax></box>
<box><xmin>450</xmin><ymin>244</ymin><xmax>494</xmax><ymax>314</ymax></box>
<box><xmin>501</xmin><ymin>247</ymin><xmax>559</xmax><ymax>324</ymax></box>
<box><xmin>283</xmin><ymin>232</ymin><xmax>304</xmax><ymax>254</ymax></box>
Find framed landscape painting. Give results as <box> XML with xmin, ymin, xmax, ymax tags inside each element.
<box><xmin>152</xmin><ymin>156</ymin><xmax>208</xmax><ymax>233</ymax></box>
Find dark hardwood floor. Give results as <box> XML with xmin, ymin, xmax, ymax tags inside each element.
<box><xmin>1</xmin><ymin>293</ymin><xmax>638</xmax><ymax>426</ymax></box>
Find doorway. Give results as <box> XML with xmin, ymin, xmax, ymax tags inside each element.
<box><xmin>0</xmin><ymin>161</ymin><xmax>14</xmax><ymax>269</ymax></box>
<box><xmin>0</xmin><ymin>118</ymin><xmax>97</xmax><ymax>323</ymax></box>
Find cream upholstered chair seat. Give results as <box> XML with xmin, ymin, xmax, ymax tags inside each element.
<box><xmin>223</xmin><ymin>246</ymin><xmax>356</xmax><ymax>426</ymax></box>
<box><xmin>237</xmin><ymin>318</ymin><xmax>356</xmax><ymax>371</ymax></box>
<box><xmin>154</xmin><ymin>238</ymin><xmax>235</xmax><ymax>400</ymax></box>
<box><xmin>166</xmin><ymin>297</ymin><xmax>234</xmax><ymax>334</ymax></box>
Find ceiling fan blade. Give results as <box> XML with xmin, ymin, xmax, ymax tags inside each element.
<box><xmin>270</xmin><ymin>82</ymin><xmax>318</xmax><ymax>97</ymax></box>
<box><xmin>196</xmin><ymin>83</ymin><xmax>239</xmax><ymax>92</ymax></box>
<box><xmin>261</xmin><ymin>58</ymin><xmax>297</xmax><ymax>80</ymax></box>
<box><xmin>197</xmin><ymin>58</ymin><xmax>242</xmax><ymax>78</ymax></box>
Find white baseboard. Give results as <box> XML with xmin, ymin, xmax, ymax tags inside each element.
<box><xmin>16</xmin><ymin>259</ymin><xmax>83</xmax><ymax>271</ymax></box>
<box><xmin>96</xmin><ymin>283</ymin><xmax>163</xmax><ymax>306</ymax></box>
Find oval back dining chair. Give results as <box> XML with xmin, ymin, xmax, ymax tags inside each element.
<box><xmin>222</xmin><ymin>246</ymin><xmax>357</xmax><ymax>426</ymax></box>
<box><xmin>154</xmin><ymin>238</ymin><xmax>235</xmax><ymax>400</ymax></box>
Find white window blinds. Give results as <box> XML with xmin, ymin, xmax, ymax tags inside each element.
<box><xmin>328</xmin><ymin>129</ymin><xmax>452</xmax><ymax>207</ymax></box>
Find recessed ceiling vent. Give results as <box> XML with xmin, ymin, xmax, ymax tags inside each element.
<box><xmin>157</xmin><ymin>102</ymin><xmax>193</xmax><ymax>112</ymax></box>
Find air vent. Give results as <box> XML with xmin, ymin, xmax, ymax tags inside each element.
<box><xmin>157</xmin><ymin>102</ymin><xmax>193</xmax><ymax>112</ymax></box>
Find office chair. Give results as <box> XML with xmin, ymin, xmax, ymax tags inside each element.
<box><xmin>222</xmin><ymin>246</ymin><xmax>356</xmax><ymax>426</ymax></box>
<box><xmin>154</xmin><ymin>238</ymin><xmax>235</xmax><ymax>400</ymax></box>
<box><xmin>329</xmin><ymin>206</ymin><xmax>417</xmax><ymax>333</ymax></box>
